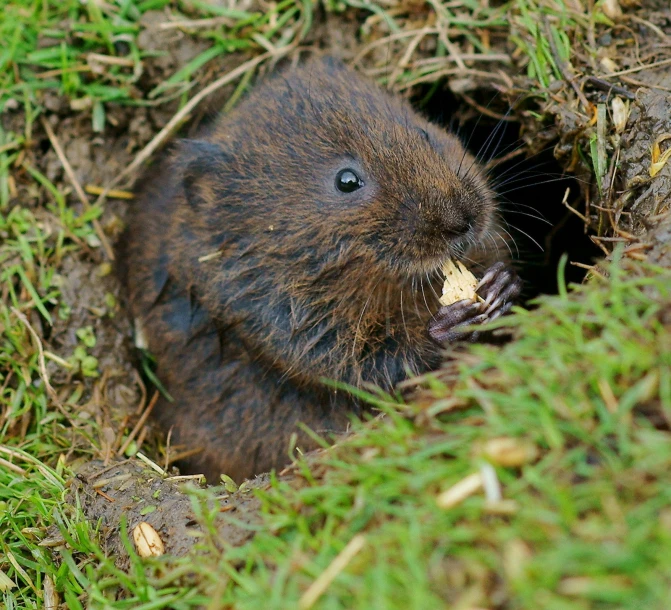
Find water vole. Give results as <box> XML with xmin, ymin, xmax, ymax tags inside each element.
<box><xmin>120</xmin><ymin>55</ymin><xmax>521</xmax><ymax>482</ymax></box>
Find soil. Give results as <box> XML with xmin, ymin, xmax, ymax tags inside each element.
<box><xmin>615</xmin><ymin>88</ymin><xmax>671</xmax><ymax>231</ymax></box>
<box><xmin>516</xmin><ymin>6</ymin><xmax>671</xmax><ymax>239</ymax></box>
<box><xmin>65</xmin><ymin>459</ymin><xmax>266</xmax><ymax>567</ymax></box>
<box><xmin>4</xmin><ymin>3</ymin><xmax>671</xmax><ymax>561</ymax></box>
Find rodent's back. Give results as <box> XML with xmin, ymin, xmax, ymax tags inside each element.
<box><xmin>121</xmin><ymin>56</ymin><xmax>501</xmax><ymax>481</ymax></box>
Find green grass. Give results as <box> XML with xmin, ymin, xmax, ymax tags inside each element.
<box><xmin>1</xmin><ymin>0</ymin><xmax>668</xmax><ymax>609</ymax></box>
<box><xmin>181</xmin><ymin>257</ymin><xmax>671</xmax><ymax>609</ymax></box>
<box><xmin>3</xmin><ymin>256</ymin><xmax>670</xmax><ymax>608</ymax></box>
<box><xmin>0</xmin><ymin>0</ymin><xmax>311</xmax><ymax>125</ymax></box>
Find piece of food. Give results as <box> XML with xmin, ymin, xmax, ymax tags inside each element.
<box><xmin>133</xmin><ymin>521</ymin><xmax>165</xmax><ymax>557</ymax></box>
<box><xmin>479</xmin><ymin>437</ymin><xmax>539</xmax><ymax>467</ymax></box>
<box><xmin>439</xmin><ymin>260</ymin><xmax>479</xmax><ymax>306</ymax></box>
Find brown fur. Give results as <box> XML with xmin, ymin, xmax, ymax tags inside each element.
<box><xmin>119</xmin><ymin>56</ymin><xmax>504</xmax><ymax>482</ymax></box>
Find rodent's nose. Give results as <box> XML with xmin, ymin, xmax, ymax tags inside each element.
<box><xmin>429</xmin><ymin>187</ymin><xmax>481</xmax><ymax>237</ymax></box>
<box><xmin>420</xmin><ymin>212</ymin><xmax>473</xmax><ymax>245</ymax></box>
<box><xmin>449</xmin><ymin>216</ymin><xmax>473</xmax><ymax>236</ymax></box>
<box><xmin>446</xmin><ymin>209</ymin><xmax>477</xmax><ymax>237</ymax></box>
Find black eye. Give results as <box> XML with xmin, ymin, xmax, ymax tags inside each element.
<box><xmin>335</xmin><ymin>169</ymin><xmax>363</xmax><ymax>193</ymax></box>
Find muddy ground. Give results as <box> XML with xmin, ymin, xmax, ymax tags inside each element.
<box><xmin>5</xmin><ymin>3</ymin><xmax>671</xmax><ymax>565</ymax></box>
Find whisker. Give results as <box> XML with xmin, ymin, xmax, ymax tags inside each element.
<box><xmin>499</xmin><ymin>208</ymin><xmax>554</xmax><ymax>225</ymax></box>
<box><xmin>484</xmin><ymin>143</ymin><xmax>558</xmax><ymax>180</ymax></box>
<box><xmin>400</xmin><ymin>285</ymin><xmax>410</xmax><ymax>345</ymax></box>
<box><xmin>498</xmin><ymin>200</ymin><xmax>551</xmax><ymax>217</ymax></box>
<box><xmin>495</xmin><ymin>222</ymin><xmax>521</xmax><ymax>257</ymax></box>
<box><xmin>420</xmin><ymin>274</ymin><xmax>432</xmax><ymax>316</ymax></box>
<box><xmin>497</xmin><ymin>176</ymin><xmax>584</xmax><ymax>198</ymax></box>
<box><xmin>503</xmin><ymin>219</ymin><xmax>544</xmax><ymax>252</ymax></box>
<box><xmin>426</xmin><ymin>270</ymin><xmax>442</xmax><ymax>301</ymax></box>
<box><xmin>411</xmin><ymin>276</ymin><xmax>423</xmax><ymax>322</ymax></box>
<box><xmin>485</xmin><ymin>228</ymin><xmax>507</xmax><ymax>258</ymax></box>
<box><xmin>352</xmin><ymin>291</ymin><xmax>375</xmax><ymax>359</ymax></box>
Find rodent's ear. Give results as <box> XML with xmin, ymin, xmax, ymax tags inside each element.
<box><xmin>179</xmin><ymin>140</ymin><xmax>230</xmax><ymax>209</ymax></box>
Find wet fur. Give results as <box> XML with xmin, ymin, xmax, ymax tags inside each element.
<box><xmin>120</xmin><ymin>56</ymin><xmax>504</xmax><ymax>481</ymax></box>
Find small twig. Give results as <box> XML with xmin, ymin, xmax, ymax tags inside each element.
<box><xmin>561</xmin><ymin>187</ymin><xmax>590</xmax><ymax>225</ymax></box>
<box><xmin>164</xmin><ymin>474</ymin><xmax>206</xmax><ymax>483</ymax></box>
<box><xmin>135</xmin><ymin>451</ymin><xmax>167</xmax><ymax>476</ymax></box>
<box><xmin>43</xmin><ymin>350</ymin><xmax>73</xmax><ymax>368</ymax></box>
<box><xmin>620</xmin><ymin>75</ymin><xmax>671</xmax><ymax>94</ymax></box>
<box><xmin>164</xmin><ymin>426</ymin><xmax>173</xmax><ymax>473</ymax></box>
<box><xmin>460</xmin><ymin>91</ymin><xmax>516</xmax><ymax>122</ymax></box>
<box><xmin>592</xmin><ymin>236</ymin><xmax>630</xmax><ymax>242</ymax></box>
<box><xmin>133</xmin><ymin>368</ymin><xmax>148</xmax><ymax>416</ymax></box>
<box><xmin>158</xmin><ymin>16</ymin><xmax>235</xmax><ymax>30</ymax></box>
<box><xmin>0</xmin><ymin>141</ymin><xmax>21</xmax><ymax>154</ymax></box>
<box><xmin>166</xmin><ymin>446</ymin><xmax>205</xmax><ymax>465</ymax></box>
<box><xmin>603</xmin><ymin>56</ymin><xmax>671</xmax><ymax>78</ymax></box>
<box><xmin>408</xmin><ymin>53</ymin><xmax>511</xmax><ymax>68</ymax></box>
<box><xmin>35</xmin><ymin>66</ymin><xmax>90</xmax><ymax>80</ymax></box>
<box><xmin>40</xmin><ymin>117</ymin><xmax>115</xmax><ymax>260</ymax></box>
<box><xmin>437</xmin><ymin>31</ymin><xmax>466</xmax><ymax>72</ymax></box>
<box><xmin>92</xmin><ymin>473</ymin><xmax>133</xmax><ymax>489</ymax></box>
<box><xmin>86</xmin><ymin>458</ymin><xmax>134</xmax><ymax>481</ymax></box>
<box><xmin>583</xmin><ymin>76</ymin><xmax>635</xmax><ymax>100</ymax></box>
<box><xmin>118</xmin><ymin>390</ymin><xmax>159</xmax><ymax>457</ymax></box>
<box><xmin>399</xmin><ymin>67</ymin><xmax>510</xmax><ymax>90</ymax></box>
<box><xmin>136</xmin><ymin>426</ymin><xmax>149</xmax><ymax>452</ymax></box>
<box><xmin>483</xmin><ymin>147</ymin><xmax>526</xmax><ymax>172</ymax></box>
<box><xmin>388</xmin><ymin>27</ymin><xmax>434</xmax><ymax>86</ymax></box>
<box><xmin>0</xmin><ymin>446</ymin><xmax>63</xmax><ymax>488</ymax></box>
<box><xmin>11</xmin><ymin>308</ymin><xmax>80</xmax><ymax>428</ymax></box>
<box><xmin>0</xmin><ymin>456</ymin><xmax>28</xmax><ymax>476</ymax></box>
<box><xmin>590</xmin><ymin>235</ymin><xmax>610</xmax><ymax>256</ymax></box>
<box><xmin>611</xmin><ymin>225</ymin><xmax>637</xmax><ymax>240</ymax></box>
<box><xmin>353</xmin><ymin>28</ymin><xmax>439</xmax><ymax>67</ymax></box>
<box><xmin>628</xmin><ymin>15</ymin><xmax>669</xmax><ymax>42</ymax></box>
<box><xmin>87</xmin><ymin>53</ymin><xmax>135</xmax><ymax>68</ymax></box>
<box><xmin>298</xmin><ymin>535</ymin><xmax>367</xmax><ymax>610</ymax></box>
<box><xmin>95</xmin><ymin>488</ymin><xmax>116</xmax><ymax>502</ymax></box>
<box><xmin>99</xmin><ymin>47</ymin><xmax>296</xmax><ymax>198</ymax></box>
<box><xmin>428</xmin><ymin>0</ymin><xmax>468</xmax><ymax>73</ymax></box>
<box><xmin>570</xmin><ymin>261</ymin><xmax>606</xmax><ymax>279</ymax></box>
<box><xmin>436</xmin><ymin>472</ymin><xmax>483</xmax><ymax>509</ymax></box>
<box><xmin>84</xmin><ymin>184</ymin><xmax>134</xmax><ymax>200</ymax></box>
<box><xmin>624</xmin><ymin>242</ymin><xmax>651</xmax><ymax>254</ymax></box>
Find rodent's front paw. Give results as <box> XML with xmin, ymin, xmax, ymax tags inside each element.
<box><xmin>428</xmin><ymin>299</ymin><xmax>488</xmax><ymax>344</ymax></box>
<box><xmin>428</xmin><ymin>262</ymin><xmax>522</xmax><ymax>345</ymax></box>
<box><xmin>476</xmin><ymin>262</ymin><xmax>522</xmax><ymax>318</ymax></box>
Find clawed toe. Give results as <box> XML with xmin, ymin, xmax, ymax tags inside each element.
<box><xmin>429</xmin><ymin>301</ymin><xmax>486</xmax><ymax>344</ymax></box>
<box><xmin>477</xmin><ymin>264</ymin><xmax>522</xmax><ymax>315</ymax></box>
<box><xmin>429</xmin><ymin>262</ymin><xmax>522</xmax><ymax>345</ymax></box>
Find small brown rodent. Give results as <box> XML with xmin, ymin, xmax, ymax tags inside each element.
<box><xmin>119</xmin><ymin>56</ymin><xmax>521</xmax><ymax>482</ymax></box>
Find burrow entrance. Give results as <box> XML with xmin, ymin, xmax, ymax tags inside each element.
<box><xmin>415</xmin><ymin>83</ymin><xmax>603</xmax><ymax>301</ymax></box>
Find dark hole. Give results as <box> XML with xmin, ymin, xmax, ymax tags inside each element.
<box><xmin>413</xmin><ymin>82</ymin><xmax>602</xmax><ymax>300</ymax></box>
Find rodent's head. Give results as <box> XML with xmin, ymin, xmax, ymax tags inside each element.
<box><xmin>180</xmin><ymin>56</ymin><xmax>496</xmax><ymax>280</ymax></box>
